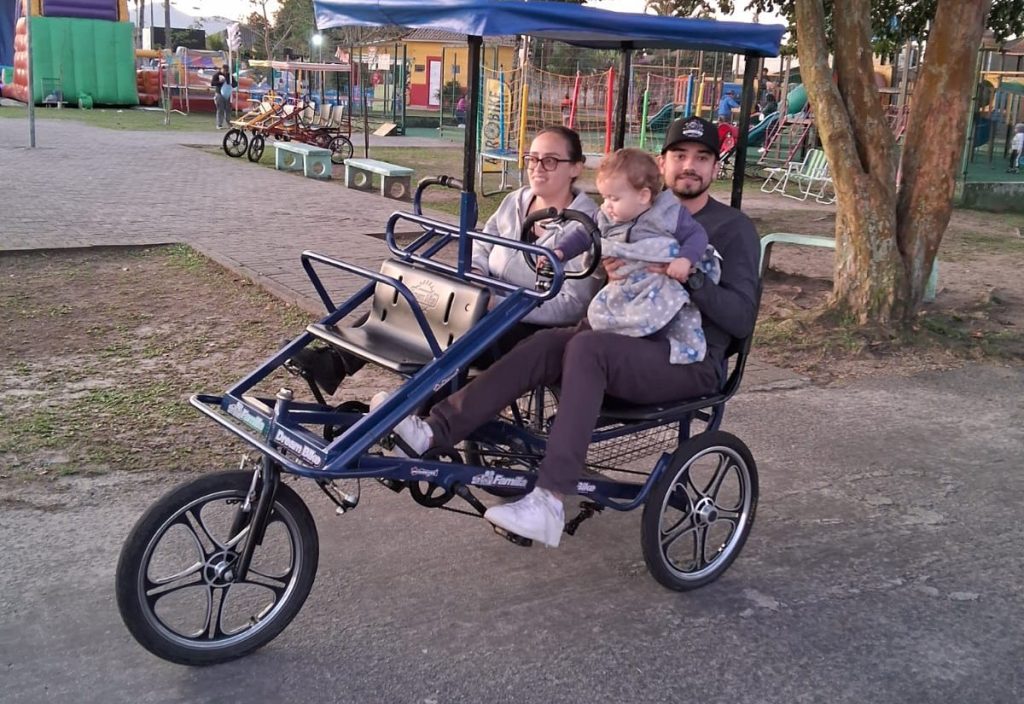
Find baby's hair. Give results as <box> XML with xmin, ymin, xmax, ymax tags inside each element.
<box><xmin>597</xmin><ymin>147</ymin><xmax>662</xmax><ymax>195</ymax></box>
<box><xmin>1016</xmin><ymin>123</ymin><xmax>1024</xmax><ymax>133</ymax></box>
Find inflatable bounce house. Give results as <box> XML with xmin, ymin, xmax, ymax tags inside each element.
<box><xmin>2</xmin><ymin>0</ymin><xmax>137</xmax><ymax>106</ymax></box>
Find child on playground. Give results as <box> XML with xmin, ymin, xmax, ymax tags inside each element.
<box><xmin>552</xmin><ymin>147</ymin><xmax>720</xmax><ymax>364</ymax></box>
<box><xmin>1009</xmin><ymin>123</ymin><xmax>1023</xmax><ymax>174</ymax></box>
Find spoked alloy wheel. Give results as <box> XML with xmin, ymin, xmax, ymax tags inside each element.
<box><xmin>222</xmin><ymin>128</ymin><xmax>248</xmax><ymax>158</ymax></box>
<box><xmin>328</xmin><ymin>135</ymin><xmax>353</xmax><ymax>165</ymax></box>
<box><xmin>640</xmin><ymin>431</ymin><xmax>757</xmax><ymax>591</ymax></box>
<box><xmin>247</xmin><ymin>134</ymin><xmax>266</xmax><ymax>162</ymax></box>
<box><xmin>115</xmin><ymin>471</ymin><xmax>318</xmax><ymax>665</ymax></box>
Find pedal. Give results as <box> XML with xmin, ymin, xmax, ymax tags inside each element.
<box><xmin>377</xmin><ymin>478</ymin><xmax>406</xmax><ymax>493</ymax></box>
<box><xmin>492</xmin><ymin>524</ymin><xmax>533</xmax><ymax>547</ymax></box>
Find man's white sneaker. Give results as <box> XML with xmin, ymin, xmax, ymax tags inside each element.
<box><xmin>369</xmin><ymin>391</ymin><xmax>433</xmax><ymax>457</ymax></box>
<box><xmin>484</xmin><ymin>487</ymin><xmax>565</xmax><ymax>548</ymax></box>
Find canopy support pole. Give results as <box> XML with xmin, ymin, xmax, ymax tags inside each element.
<box><xmin>614</xmin><ymin>43</ymin><xmax>632</xmax><ymax>150</ymax></box>
<box><xmin>458</xmin><ymin>34</ymin><xmax>483</xmax><ymax>273</ymax></box>
<box><xmin>730</xmin><ymin>53</ymin><xmax>757</xmax><ymax>209</ymax></box>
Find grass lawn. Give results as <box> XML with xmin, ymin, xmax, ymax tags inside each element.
<box><xmin>0</xmin><ymin>104</ymin><xmax>221</xmax><ymax>132</ymax></box>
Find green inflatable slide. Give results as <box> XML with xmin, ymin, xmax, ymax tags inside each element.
<box><xmin>29</xmin><ymin>17</ymin><xmax>138</xmax><ymax>106</ymax></box>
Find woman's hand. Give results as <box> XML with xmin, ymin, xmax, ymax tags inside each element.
<box><xmin>603</xmin><ymin>257</ymin><xmax>627</xmax><ymax>281</ymax></box>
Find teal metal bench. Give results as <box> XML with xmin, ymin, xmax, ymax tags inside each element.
<box><xmin>344</xmin><ymin>158</ymin><xmax>415</xmax><ymax>200</ymax></box>
<box><xmin>273</xmin><ymin>142</ymin><xmax>333</xmax><ymax>180</ymax></box>
<box><xmin>760</xmin><ymin>232</ymin><xmax>938</xmax><ymax>303</ymax></box>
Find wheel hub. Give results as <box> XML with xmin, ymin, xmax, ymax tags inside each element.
<box><xmin>203</xmin><ymin>550</ymin><xmax>239</xmax><ymax>587</ymax></box>
<box><xmin>694</xmin><ymin>497</ymin><xmax>719</xmax><ymax>526</ymax></box>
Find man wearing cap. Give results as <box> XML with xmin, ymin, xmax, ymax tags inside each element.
<box><xmin>376</xmin><ymin>115</ymin><xmax>761</xmax><ymax>549</ymax></box>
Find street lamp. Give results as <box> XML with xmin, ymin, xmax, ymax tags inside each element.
<box><xmin>312</xmin><ymin>33</ymin><xmax>323</xmax><ymax>63</ymax></box>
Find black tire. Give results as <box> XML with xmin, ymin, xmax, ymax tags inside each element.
<box><xmin>247</xmin><ymin>134</ymin><xmax>265</xmax><ymax>162</ymax></box>
<box><xmin>222</xmin><ymin>128</ymin><xmax>248</xmax><ymax>158</ymax></box>
<box><xmin>328</xmin><ymin>135</ymin><xmax>353</xmax><ymax>165</ymax></box>
<box><xmin>640</xmin><ymin>431</ymin><xmax>757</xmax><ymax>591</ymax></box>
<box><xmin>115</xmin><ymin>471</ymin><xmax>319</xmax><ymax>665</ymax></box>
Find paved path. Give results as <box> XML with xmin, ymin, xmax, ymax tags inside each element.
<box><xmin>0</xmin><ymin>116</ymin><xmax>806</xmax><ymax>390</ymax></box>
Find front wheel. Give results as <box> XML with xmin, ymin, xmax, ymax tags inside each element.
<box><xmin>115</xmin><ymin>471</ymin><xmax>319</xmax><ymax>665</ymax></box>
<box><xmin>222</xmin><ymin>128</ymin><xmax>248</xmax><ymax>158</ymax></box>
<box><xmin>640</xmin><ymin>431</ymin><xmax>757</xmax><ymax>591</ymax></box>
<box><xmin>247</xmin><ymin>134</ymin><xmax>266</xmax><ymax>163</ymax></box>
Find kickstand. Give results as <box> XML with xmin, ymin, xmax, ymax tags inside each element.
<box><xmin>564</xmin><ymin>501</ymin><xmax>603</xmax><ymax>536</ymax></box>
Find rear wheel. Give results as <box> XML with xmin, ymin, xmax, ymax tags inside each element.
<box><xmin>115</xmin><ymin>471</ymin><xmax>319</xmax><ymax>665</ymax></box>
<box><xmin>640</xmin><ymin>431</ymin><xmax>757</xmax><ymax>591</ymax></box>
<box><xmin>328</xmin><ymin>135</ymin><xmax>353</xmax><ymax>165</ymax></box>
<box><xmin>222</xmin><ymin>128</ymin><xmax>248</xmax><ymax>158</ymax></box>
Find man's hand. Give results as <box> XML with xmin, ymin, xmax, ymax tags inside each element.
<box><xmin>603</xmin><ymin>257</ymin><xmax>627</xmax><ymax>281</ymax></box>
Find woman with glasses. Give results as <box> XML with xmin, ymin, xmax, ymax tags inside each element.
<box><xmin>292</xmin><ymin>126</ymin><xmax>601</xmax><ymax>394</ymax></box>
<box><xmin>469</xmin><ymin>125</ymin><xmax>601</xmax><ymax>353</ymax></box>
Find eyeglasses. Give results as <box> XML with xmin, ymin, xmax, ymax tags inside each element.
<box><xmin>524</xmin><ymin>155</ymin><xmax>573</xmax><ymax>171</ymax></box>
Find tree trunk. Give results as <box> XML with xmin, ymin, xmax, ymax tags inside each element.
<box><xmin>794</xmin><ymin>0</ymin><xmax>992</xmax><ymax>324</ymax></box>
<box><xmin>795</xmin><ymin>0</ymin><xmax>903</xmax><ymax>323</ymax></box>
<box><xmin>895</xmin><ymin>0</ymin><xmax>991</xmax><ymax>317</ymax></box>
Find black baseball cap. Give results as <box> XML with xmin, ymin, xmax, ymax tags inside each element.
<box><xmin>662</xmin><ymin>116</ymin><xmax>720</xmax><ymax>157</ymax></box>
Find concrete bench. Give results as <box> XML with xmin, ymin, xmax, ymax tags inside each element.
<box><xmin>344</xmin><ymin>158</ymin><xmax>414</xmax><ymax>200</ymax></box>
<box><xmin>760</xmin><ymin>232</ymin><xmax>938</xmax><ymax>303</ymax></box>
<box><xmin>273</xmin><ymin>141</ymin><xmax>332</xmax><ymax>180</ymax></box>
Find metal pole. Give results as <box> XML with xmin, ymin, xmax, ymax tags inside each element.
<box><xmin>730</xmin><ymin>54</ymin><xmax>758</xmax><ymax>210</ymax></box>
<box><xmin>26</xmin><ymin>2</ymin><xmax>36</xmax><ymax>147</ymax></box>
<box><xmin>614</xmin><ymin>44</ymin><xmax>633</xmax><ymax>150</ymax></box>
<box><xmin>458</xmin><ymin>34</ymin><xmax>483</xmax><ymax>273</ymax></box>
<box><xmin>163</xmin><ymin>0</ymin><xmax>170</xmax><ymax>125</ymax></box>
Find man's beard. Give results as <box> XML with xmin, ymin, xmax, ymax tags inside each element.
<box><xmin>670</xmin><ymin>172</ymin><xmax>711</xmax><ymax>199</ymax></box>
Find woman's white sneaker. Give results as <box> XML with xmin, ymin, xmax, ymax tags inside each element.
<box><xmin>484</xmin><ymin>487</ymin><xmax>565</xmax><ymax>547</ymax></box>
<box><xmin>369</xmin><ymin>391</ymin><xmax>433</xmax><ymax>457</ymax></box>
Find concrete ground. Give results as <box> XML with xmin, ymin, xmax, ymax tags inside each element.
<box><xmin>2</xmin><ymin>116</ymin><xmax>1022</xmax><ymax>703</ymax></box>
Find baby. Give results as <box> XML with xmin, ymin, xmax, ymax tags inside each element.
<box><xmin>553</xmin><ymin>148</ymin><xmax>720</xmax><ymax>364</ymax></box>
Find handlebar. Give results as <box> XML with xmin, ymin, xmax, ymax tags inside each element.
<box><xmin>520</xmin><ymin>208</ymin><xmax>602</xmax><ymax>282</ymax></box>
<box><xmin>413</xmin><ymin>175</ymin><xmax>475</xmax><ymax>228</ymax></box>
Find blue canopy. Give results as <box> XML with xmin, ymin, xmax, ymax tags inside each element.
<box><xmin>314</xmin><ymin>0</ymin><xmax>785</xmax><ymax>56</ymax></box>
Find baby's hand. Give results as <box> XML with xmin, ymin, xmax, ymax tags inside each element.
<box><xmin>553</xmin><ymin>248</ymin><xmax>566</xmax><ymax>261</ymax></box>
<box><xmin>666</xmin><ymin>257</ymin><xmax>693</xmax><ymax>283</ymax></box>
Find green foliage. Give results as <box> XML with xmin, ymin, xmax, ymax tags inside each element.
<box><xmin>643</xmin><ymin>0</ymin><xmax>731</xmax><ymax>17</ymax></box>
<box><xmin>736</xmin><ymin>0</ymin><xmax>1024</xmax><ymax>55</ymax></box>
<box><xmin>207</xmin><ymin>33</ymin><xmax>226</xmax><ymax>52</ymax></box>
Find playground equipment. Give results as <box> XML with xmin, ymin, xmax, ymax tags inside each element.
<box><xmin>114</xmin><ymin>0</ymin><xmax>783</xmax><ymax>666</ymax></box>
<box><xmin>3</xmin><ymin>0</ymin><xmax>137</xmax><ymax>106</ymax></box>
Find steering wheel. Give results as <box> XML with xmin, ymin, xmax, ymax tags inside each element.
<box><xmin>518</xmin><ymin>207</ymin><xmax>602</xmax><ymax>281</ymax></box>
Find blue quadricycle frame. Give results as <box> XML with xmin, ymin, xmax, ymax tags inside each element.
<box><xmin>114</xmin><ymin>0</ymin><xmax>784</xmax><ymax>667</ymax></box>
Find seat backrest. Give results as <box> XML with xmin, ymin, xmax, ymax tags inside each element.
<box><xmin>331</xmin><ymin>104</ymin><xmax>346</xmax><ymax>127</ymax></box>
<box><xmin>368</xmin><ymin>260</ymin><xmax>490</xmax><ymax>355</ymax></box>
<box><xmin>802</xmin><ymin>148</ymin><xmax>827</xmax><ymax>176</ymax></box>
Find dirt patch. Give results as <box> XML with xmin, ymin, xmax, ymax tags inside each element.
<box><xmin>749</xmin><ymin>203</ymin><xmax>1024</xmax><ymax>383</ymax></box>
<box><xmin>0</xmin><ymin>246</ymin><xmax>393</xmax><ymax>487</ymax></box>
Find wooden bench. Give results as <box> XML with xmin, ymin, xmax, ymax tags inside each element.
<box><xmin>760</xmin><ymin>232</ymin><xmax>938</xmax><ymax>303</ymax></box>
<box><xmin>344</xmin><ymin>158</ymin><xmax>414</xmax><ymax>201</ymax></box>
<box><xmin>273</xmin><ymin>141</ymin><xmax>332</xmax><ymax>180</ymax></box>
